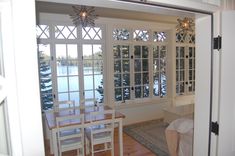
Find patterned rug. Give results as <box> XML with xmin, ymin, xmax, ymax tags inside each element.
<box><xmin>123</xmin><ymin>119</ymin><xmax>169</xmax><ymax>156</ymax></box>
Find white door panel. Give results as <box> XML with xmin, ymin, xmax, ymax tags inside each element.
<box><xmin>217</xmin><ymin>10</ymin><xmax>235</xmax><ymax>156</ymax></box>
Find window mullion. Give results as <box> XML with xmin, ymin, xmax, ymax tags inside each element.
<box><xmin>50</xmin><ymin>23</ymin><xmax>58</xmax><ymax>106</ymax></box>
<box><xmin>149</xmin><ymin>45</ymin><xmax>153</xmax><ymax>98</ymax></box>
<box><xmin>130</xmin><ymin>45</ymin><xmax>135</xmax><ymax>101</ymax></box>
<box><xmin>185</xmin><ymin>46</ymin><xmax>189</xmax><ymax>94</ymax></box>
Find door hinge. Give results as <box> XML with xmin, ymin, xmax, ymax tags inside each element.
<box><xmin>211</xmin><ymin>121</ymin><xmax>219</xmax><ymax>135</ymax></box>
<box><xmin>213</xmin><ymin>36</ymin><xmax>222</xmax><ymax>51</ymax></box>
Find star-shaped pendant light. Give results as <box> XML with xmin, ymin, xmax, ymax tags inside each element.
<box><xmin>70</xmin><ymin>5</ymin><xmax>98</xmax><ymax>27</ymax></box>
<box><xmin>176</xmin><ymin>17</ymin><xmax>195</xmax><ymax>34</ymax></box>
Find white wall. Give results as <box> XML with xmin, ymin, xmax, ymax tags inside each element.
<box><xmin>117</xmin><ymin>102</ymin><xmax>170</xmax><ymax>125</ymax></box>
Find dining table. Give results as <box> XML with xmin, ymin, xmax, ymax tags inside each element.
<box><xmin>44</xmin><ymin>105</ymin><xmax>125</xmax><ymax>156</ymax></box>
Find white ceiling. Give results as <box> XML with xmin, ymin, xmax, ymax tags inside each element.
<box><xmin>36</xmin><ymin>1</ymin><xmax>184</xmax><ymax>24</ymax></box>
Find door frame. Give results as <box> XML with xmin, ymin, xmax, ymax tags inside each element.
<box><xmin>7</xmin><ymin>0</ymin><xmax>219</xmax><ymax>155</ymax></box>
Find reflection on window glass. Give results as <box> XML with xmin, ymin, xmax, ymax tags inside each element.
<box><xmin>133</xmin><ymin>30</ymin><xmax>149</xmax><ymax>41</ymax></box>
<box><xmin>113</xmin><ymin>28</ymin><xmax>130</xmax><ymax>40</ymax></box>
<box><xmin>153</xmin><ymin>45</ymin><xmax>167</xmax><ymax>97</ymax></box>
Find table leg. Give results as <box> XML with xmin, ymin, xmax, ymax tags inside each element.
<box><xmin>118</xmin><ymin>119</ymin><xmax>123</xmax><ymax>156</ymax></box>
<box><xmin>49</xmin><ymin>130</ymin><xmax>53</xmax><ymax>154</ymax></box>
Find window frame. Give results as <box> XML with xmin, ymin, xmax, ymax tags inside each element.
<box><xmin>108</xmin><ymin>21</ymin><xmax>173</xmax><ymax>106</ymax></box>
<box><xmin>37</xmin><ymin>14</ymin><xmax>176</xmax><ymax>109</ymax></box>
<box><xmin>37</xmin><ymin>17</ymin><xmax>106</xmax><ymax>110</ymax></box>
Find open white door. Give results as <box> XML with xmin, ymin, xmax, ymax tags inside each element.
<box><xmin>217</xmin><ymin>10</ymin><xmax>235</xmax><ymax>156</ymax></box>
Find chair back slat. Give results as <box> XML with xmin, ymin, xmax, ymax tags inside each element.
<box><xmin>56</xmin><ymin>114</ymin><xmax>84</xmax><ymax>156</ymax></box>
<box><xmin>54</xmin><ymin>100</ymin><xmax>75</xmax><ymax>112</ymax></box>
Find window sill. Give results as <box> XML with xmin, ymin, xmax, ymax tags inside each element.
<box><xmin>174</xmin><ymin>94</ymin><xmax>195</xmax><ymax>106</ymax></box>
<box><xmin>114</xmin><ymin>97</ymin><xmax>169</xmax><ymax>110</ymax></box>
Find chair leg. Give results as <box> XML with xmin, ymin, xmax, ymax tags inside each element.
<box><xmin>85</xmin><ymin>137</ymin><xmax>90</xmax><ymax>155</ymax></box>
<box><xmin>111</xmin><ymin>140</ymin><xmax>114</xmax><ymax>156</ymax></box>
<box><xmin>91</xmin><ymin>142</ymin><xmax>94</xmax><ymax>156</ymax></box>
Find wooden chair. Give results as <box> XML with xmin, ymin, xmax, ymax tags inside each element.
<box><xmin>85</xmin><ymin>110</ymin><xmax>115</xmax><ymax>156</ymax></box>
<box><xmin>54</xmin><ymin>100</ymin><xmax>75</xmax><ymax>112</ymax></box>
<box><xmin>56</xmin><ymin>114</ymin><xmax>85</xmax><ymax>156</ymax></box>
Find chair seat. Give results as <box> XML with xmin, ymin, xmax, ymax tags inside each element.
<box><xmin>85</xmin><ymin>128</ymin><xmax>112</xmax><ymax>144</ymax></box>
<box><xmin>60</xmin><ymin>137</ymin><xmax>83</xmax><ymax>152</ymax></box>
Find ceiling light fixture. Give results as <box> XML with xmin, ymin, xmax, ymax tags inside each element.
<box><xmin>70</xmin><ymin>5</ymin><xmax>98</xmax><ymax>27</ymax></box>
<box><xmin>176</xmin><ymin>17</ymin><xmax>195</xmax><ymax>34</ymax></box>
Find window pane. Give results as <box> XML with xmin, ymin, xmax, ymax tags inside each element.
<box><xmin>94</xmin><ymin>74</ymin><xmax>103</xmax><ymax>89</ymax></box>
<box><xmin>68</xmin><ymin>62</ymin><xmax>78</xmax><ymax>75</ymax></box>
<box><xmin>180</xmin><ymin>59</ymin><xmax>185</xmax><ymax>69</ymax></box>
<box><xmin>94</xmin><ymin>60</ymin><xmax>103</xmax><ymax>74</ymax></box>
<box><xmin>142</xmin><ymin>46</ymin><xmax>148</xmax><ymax>58</ymax></box>
<box><xmin>58</xmin><ymin>93</ymin><xmax>69</xmax><ymax>101</ymax></box>
<box><xmin>123</xmin><ymin>60</ymin><xmax>130</xmax><ymax>72</ymax></box>
<box><xmin>114</xmin><ymin>60</ymin><xmax>121</xmax><ymax>73</ymax></box>
<box><xmin>153</xmin><ymin>32</ymin><xmax>167</xmax><ymax>42</ymax></box>
<box><xmin>142</xmin><ymin>60</ymin><xmax>148</xmax><ymax>71</ymax></box>
<box><xmin>84</xmin><ymin>75</ymin><xmax>93</xmax><ymax>90</ymax></box>
<box><xmin>93</xmin><ymin>44</ymin><xmax>102</xmax><ymax>59</ymax></box>
<box><xmin>37</xmin><ymin>25</ymin><xmax>50</xmax><ymax>39</ymax></box>
<box><xmin>143</xmin><ymin>85</ymin><xmax>149</xmax><ymax>97</ymax></box>
<box><xmin>180</xmin><ymin>71</ymin><xmax>185</xmax><ymax>81</ymax></box>
<box><xmin>135</xmin><ymin>86</ymin><xmax>141</xmax><ymax>98</ymax></box>
<box><xmin>67</xmin><ymin>44</ymin><xmax>77</xmax><ymax>59</ymax></box>
<box><xmin>153</xmin><ymin>73</ymin><xmax>159</xmax><ymax>96</ymax></box>
<box><xmin>95</xmin><ymin>90</ymin><xmax>103</xmax><ymax>103</ymax></box>
<box><xmin>82</xmin><ymin>27</ymin><xmax>102</xmax><ymax>40</ymax></box>
<box><xmin>57</xmin><ymin>77</ymin><xmax>68</xmax><ymax>92</ymax></box>
<box><xmin>161</xmin><ymin>74</ymin><xmax>167</xmax><ymax>96</ymax></box>
<box><xmin>122</xmin><ymin>49</ymin><xmax>129</xmax><ymax>59</ymax></box>
<box><xmin>55</xmin><ymin>25</ymin><xmax>77</xmax><ymax>39</ymax></box>
<box><xmin>84</xmin><ymin>90</ymin><xmax>94</xmax><ymax>99</ymax></box>
<box><xmin>57</xmin><ymin>65</ymin><xmax>68</xmax><ymax>76</ymax></box>
<box><xmin>123</xmin><ymin>74</ymin><xmax>130</xmax><ymax>86</ymax></box>
<box><xmin>133</xmin><ymin>30</ymin><xmax>149</xmax><ymax>41</ymax></box>
<box><xmin>113</xmin><ymin>46</ymin><xmax>121</xmax><ymax>59</ymax></box>
<box><xmin>69</xmin><ymin>76</ymin><xmax>79</xmax><ymax>91</ymax></box>
<box><xmin>143</xmin><ymin>73</ymin><xmax>149</xmax><ymax>84</ymax></box>
<box><xmin>134</xmin><ymin>46</ymin><xmax>141</xmax><ymax>58</ymax></box>
<box><xmin>69</xmin><ymin>92</ymin><xmax>79</xmax><ymax>105</ymax></box>
<box><xmin>83</xmin><ymin>44</ymin><xmax>92</xmax><ymax>58</ymax></box>
<box><xmin>134</xmin><ymin>60</ymin><xmax>141</xmax><ymax>72</ymax></box>
<box><xmin>115</xmin><ymin>88</ymin><xmax>122</xmax><ymax>101</ymax></box>
<box><xmin>114</xmin><ymin>74</ymin><xmax>122</xmax><ymax>87</ymax></box>
<box><xmin>180</xmin><ymin>47</ymin><xmax>185</xmax><ymax>57</ymax></box>
<box><xmin>153</xmin><ymin>46</ymin><xmax>159</xmax><ymax>58</ymax></box>
<box><xmin>123</xmin><ymin>87</ymin><xmax>130</xmax><ymax>100</ymax></box>
<box><xmin>83</xmin><ymin>60</ymin><xmax>93</xmax><ymax>75</ymax></box>
<box><xmin>153</xmin><ymin>59</ymin><xmax>159</xmax><ymax>71</ymax></box>
<box><xmin>135</xmin><ymin>73</ymin><xmax>141</xmax><ymax>85</ymax></box>
<box><xmin>113</xmin><ymin>28</ymin><xmax>130</xmax><ymax>40</ymax></box>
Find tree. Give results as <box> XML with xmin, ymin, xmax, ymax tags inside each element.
<box><xmin>39</xmin><ymin>52</ymin><xmax>53</xmax><ymax>110</ymax></box>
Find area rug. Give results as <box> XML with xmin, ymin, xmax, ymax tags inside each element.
<box><xmin>123</xmin><ymin>119</ymin><xmax>169</xmax><ymax>156</ymax></box>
